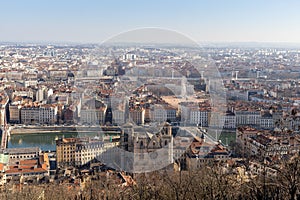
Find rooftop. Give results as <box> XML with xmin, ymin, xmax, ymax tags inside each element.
<box><xmin>5</xmin><ymin>147</ymin><xmax>40</xmax><ymax>155</ymax></box>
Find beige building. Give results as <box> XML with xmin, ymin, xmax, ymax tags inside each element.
<box><xmin>56</xmin><ymin>137</ymin><xmax>119</xmax><ymax>168</ymax></box>
<box><xmin>209</xmin><ymin>110</ymin><xmax>236</xmax><ymax>129</ymax></box>
<box><xmin>5</xmin><ymin>147</ymin><xmax>41</xmax><ymax>162</ymax></box>
<box><xmin>9</xmin><ymin>104</ymin><xmax>21</xmax><ymax>123</ymax></box>
<box><xmin>190</xmin><ymin>108</ymin><xmax>210</xmax><ymax>127</ymax></box>
<box><xmin>129</xmin><ymin>108</ymin><xmax>145</xmax><ymax>125</ymax></box>
<box><xmin>20</xmin><ymin>106</ymin><xmax>57</xmax><ymax>124</ymax></box>
<box><xmin>56</xmin><ymin>138</ymin><xmax>77</xmax><ymax>167</ymax></box>
<box><xmin>0</xmin><ymin>95</ymin><xmax>9</xmax><ymax>126</ymax></box>
<box><xmin>186</xmin><ymin>136</ymin><xmax>230</xmax><ymax>170</ymax></box>
<box><xmin>235</xmin><ymin>110</ymin><xmax>261</xmax><ymax>126</ymax></box>
<box><xmin>80</xmin><ymin>107</ymin><xmax>107</xmax><ymax>125</ymax></box>
<box><xmin>150</xmin><ymin>104</ymin><xmax>177</xmax><ymax>123</ymax></box>
<box><xmin>112</xmin><ymin>109</ymin><xmax>126</xmax><ymax>125</ymax></box>
<box><xmin>236</xmin><ymin>127</ymin><xmax>300</xmax><ymax>157</ymax></box>
<box><xmin>0</xmin><ymin>147</ymin><xmax>49</xmax><ymax>184</ymax></box>
<box><xmin>80</xmin><ymin>99</ymin><xmax>107</xmax><ymax>125</ymax></box>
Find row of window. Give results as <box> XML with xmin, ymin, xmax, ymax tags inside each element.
<box><xmin>10</xmin><ymin>154</ymin><xmax>37</xmax><ymax>159</ymax></box>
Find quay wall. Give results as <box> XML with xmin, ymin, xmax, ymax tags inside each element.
<box><xmin>10</xmin><ymin>126</ymin><xmax>121</xmax><ymax>135</ymax></box>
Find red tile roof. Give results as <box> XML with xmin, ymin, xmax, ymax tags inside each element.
<box><xmin>5</xmin><ymin>167</ymin><xmax>47</xmax><ymax>174</ymax></box>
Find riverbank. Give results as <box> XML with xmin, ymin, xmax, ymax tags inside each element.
<box><xmin>10</xmin><ymin>125</ymin><xmax>121</xmax><ymax>135</ymax></box>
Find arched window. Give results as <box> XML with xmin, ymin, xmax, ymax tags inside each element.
<box><xmin>140</xmin><ymin>141</ymin><xmax>143</xmax><ymax>148</ymax></box>
<box><xmin>165</xmin><ymin>140</ymin><xmax>168</xmax><ymax>146</ymax></box>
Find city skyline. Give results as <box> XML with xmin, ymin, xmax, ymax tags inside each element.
<box><xmin>1</xmin><ymin>1</ymin><xmax>300</xmax><ymax>198</ymax></box>
<box><xmin>1</xmin><ymin>0</ymin><xmax>300</xmax><ymax>43</ymax></box>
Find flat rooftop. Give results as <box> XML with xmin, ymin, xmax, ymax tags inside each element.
<box><xmin>4</xmin><ymin>147</ymin><xmax>40</xmax><ymax>154</ymax></box>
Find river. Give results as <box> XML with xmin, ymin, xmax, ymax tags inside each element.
<box><xmin>7</xmin><ymin>132</ymin><xmax>102</xmax><ymax>151</ymax></box>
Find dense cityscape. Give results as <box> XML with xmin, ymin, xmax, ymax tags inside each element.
<box><xmin>1</xmin><ymin>0</ymin><xmax>300</xmax><ymax>198</ymax></box>
<box><xmin>0</xmin><ymin>42</ymin><xmax>299</xmax><ymax>199</ymax></box>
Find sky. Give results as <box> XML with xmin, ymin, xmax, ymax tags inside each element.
<box><xmin>1</xmin><ymin>0</ymin><xmax>300</xmax><ymax>43</ymax></box>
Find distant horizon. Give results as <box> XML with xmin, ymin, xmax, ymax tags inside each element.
<box><xmin>2</xmin><ymin>40</ymin><xmax>300</xmax><ymax>48</ymax></box>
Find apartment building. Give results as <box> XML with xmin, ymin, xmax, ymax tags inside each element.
<box><xmin>80</xmin><ymin>107</ymin><xmax>107</xmax><ymax>125</ymax></box>
<box><xmin>56</xmin><ymin>137</ymin><xmax>119</xmax><ymax>168</ymax></box>
<box><xmin>190</xmin><ymin>108</ymin><xmax>210</xmax><ymax>127</ymax></box>
<box><xmin>0</xmin><ymin>95</ymin><xmax>9</xmax><ymax>126</ymax></box>
<box><xmin>150</xmin><ymin>104</ymin><xmax>177</xmax><ymax>123</ymax></box>
<box><xmin>235</xmin><ymin>110</ymin><xmax>261</xmax><ymax>126</ymax></box>
<box><xmin>20</xmin><ymin>106</ymin><xmax>57</xmax><ymax>124</ymax></box>
<box><xmin>210</xmin><ymin>111</ymin><xmax>236</xmax><ymax>129</ymax></box>
<box><xmin>129</xmin><ymin>108</ymin><xmax>145</xmax><ymax>125</ymax></box>
<box><xmin>112</xmin><ymin>109</ymin><xmax>126</xmax><ymax>125</ymax></box>
<box><xmin>236</xmin><ymin>127</ymin><xmax>300</xmax><ymax>157</ymax></box>
<box><xmin>80</xmin><ymin>99</ymin><xmax>107</xmax><ymax>125</ymax></box>
<box><xmin>9</xmin><ymin>104</ymin><xmax>21</xmax><ymax>123</ymax></box>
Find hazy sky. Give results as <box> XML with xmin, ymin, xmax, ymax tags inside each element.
<box><xmin>1</xmin><ymin>0</ymin><xmax>300</xmax><ymax>43</ymax></box>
